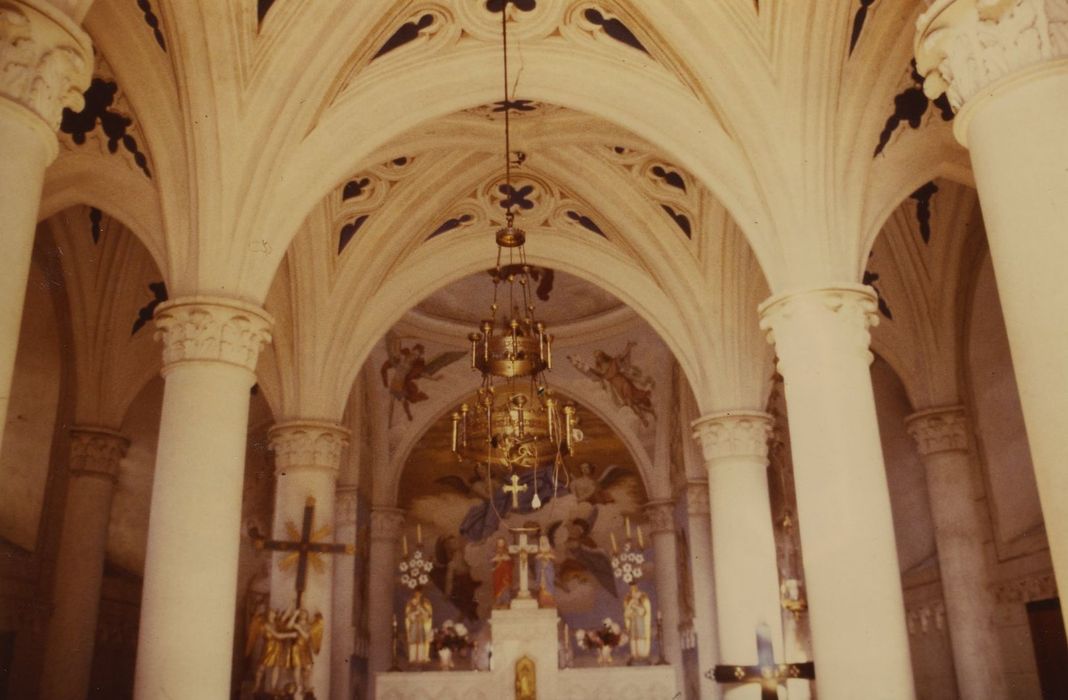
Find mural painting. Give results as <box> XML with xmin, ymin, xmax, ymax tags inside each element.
<box><xmin>568</xmin><ymin>342</ymin><xmax>656</xmax><ymax>426</ymax></box>
<box><xmin>380</xmin><ymin>334</ymin><xmax>466</xmax><ymax>423</ymax></box>
<box><xmin>395</xmin><ymin>397</ymin><xmax>668</xmax><ymax>668</ymax></box>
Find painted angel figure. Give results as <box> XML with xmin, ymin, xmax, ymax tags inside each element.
<box><xmin>568</xmin><ymin>342</ymin><xmax>656</xmax><ymax>426</ymax></box>
<box><xmin>380</xmin><ymin>336</ymin><xmax>465</xmax><ymax>422</ymax></box>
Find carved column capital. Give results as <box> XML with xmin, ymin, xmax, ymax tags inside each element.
<box><xmin>916</xmin><ymin>0</ymin><xmax>1068</xmax><ymax>130</ymax></box>
<box><xmin>905</xmin><ymin>406</ymin><xmax>970</xmax><ymax>456</ymax></box>
<box><xmin>644</xmin><ymin>499</ymin><xmax>675</xmax><ymax>535</ymax></box>
<box><xmin>268</xmin><ymin>420</ymin><xmax>349</xmax><ymax>474</ymax></box>
<box><xmin>683</xmin><ymin>480</ymin><xmax>710</xmax><ymax>516</ymax></box>
<box><xmin>691</xmin><ymin>411</ymin><xmax>773</xmax><ymax>465</ymax></box>
<box><xmin>69</xmin><ymin>426</ymin><xmax>128</xmax><ymax>482</ymax></box>
<box><xmin>758</xmin><ymin>286</ymin><xmax>879</xmax><ymax>377</ymax></box>
<box><xmin>0</xmin><ymin>0</ymin><xmax>92</xmax><ymax>137</ymax></box>
<box><xmin>153</xmin><ymin>296</ymin><xmax>273</xmax><ymax>375</ymax></box>
<box><xmin>370</xmin><ymin>507</ymin><xmax>405</xmax><ymax>542</ymax></box>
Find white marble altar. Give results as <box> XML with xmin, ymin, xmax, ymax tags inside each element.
<box><xmin>375</xmin><ymin>606</ymin><xmax>677</xmax><ymax>699</ymax></box>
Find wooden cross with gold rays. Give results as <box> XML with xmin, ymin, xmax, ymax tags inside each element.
<box><xmin>252</xmin><ymin>496</ymin><xmax>354</xmax><ymax>607</ymax></box>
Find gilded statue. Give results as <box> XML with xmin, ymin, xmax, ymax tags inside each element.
<box><xmin>246</xmin><ymin>606</ymin><xmax>323</xmax><ymax>695</ymax></box>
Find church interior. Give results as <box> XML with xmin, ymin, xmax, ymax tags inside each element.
<box><xmin>2</xmin><ymin>0</ymin><xmax>1068</xmax><ymax>698</ymax></box>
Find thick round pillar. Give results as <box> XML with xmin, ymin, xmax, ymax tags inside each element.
<box><xmin>692</xmin><ymin>411</ymin><xmax>784</xmax><ymax>700</ymax></box>
<box><xmin>40</xmin><ymin>427</ymin><xmax>128</xmax><ymax>700</ymax></box>
<box><xmin>683</xmin><ymin>480</ymin><xmax>722</xmax><ymax>700</ymax></box>
<box><xmin>331</xmin><ymin>485</ymin><xmax>359</xmax><ymax>700</ymax></box>
<box><xmin>906</xmin><ymin>406</ymin><xmax>1006</xmax><ymax>699</ymax></box>
<box><xmin>916</xmin><ymin>0</ymin><xmax>1068</xmax><ymax>633</ymax></box>
<box><xmin>134</xmin><ymin>297</ymin><xmax>272</xmax><ymax>700</ymax></box>
<box><xmin>0</xmin><ymin>0</ymin><xmax>91</xmax><ymax>448</ymax></box>
<box><xmin>367</xmin><ymin>507</ymin><xmax>404</xmax><ymax>682</ymax></box>
<box><xmin>268</xmin><ymin>420</ymin><xmax>349</xmax><ymax>699</ymax></box>
<box><xmin>759</xmin><ymin>286</ymin><xmax>914</xmax><ymax>699</ymax></box>
<box><xmin>645</xmin><ymin>499</ymin><xmax>683</xmax><ymax>688</ymax></box>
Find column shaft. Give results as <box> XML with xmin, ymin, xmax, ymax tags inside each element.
<box><xmin>645</xmin><ymin>499</ymin><xmax>683</xmax><ymax>690</ymax></box>
<box><xmin>0</xmin><ymin>0</ymin><xmax>91</xmax><ymax>448</ymax></box>
<box><xmin>40</xmin><ymin>428</ymin><xmax>128</xmax><ymax>700</ymax></box>
<box><xmin>367</xmin><ymin>507</ymin><xmax>404</xmax><ymax>682</ymax></box>
<box><xmin>134</xmin><ymin>298</ymin><xmax>271</xmax><ymax>700</ymax></box>
<box><xmin>916</xmin><ymin>0</ymin><xmax>1068</xmax><ymax>636</ymax></box>
<box><xmin>684</xmin><ymin>481</ymin><xmax>722</xmax><ymax>700</ymax></box>
<box><xmin>692</xmin><ymin>411</ymin><xmax>783</xmax><ymax>700</ymax></box>
<box><xmin>331</xmin><ymin>486</ymin><xmax>358</xmax><ymax>700</ymax></box>
<box><xmin>906</xmin><ymin>407</ymin><xmax>1006</xmax><ymax>699</ymax></box>
<box><xmin>267</xmin><ymin>420</ymin><xmax>348</xmax><ymax>699</ymax></box>
<box><xmin>759</xmin><ymin>286</ymin><xmax>914</xmax><ymax>700</ymax></box>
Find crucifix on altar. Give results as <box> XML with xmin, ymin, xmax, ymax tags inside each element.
<box><xmin>507</xmin><ymin>526</ymin><xmax>540</xmax><ymax>603</ymax></box>
<box><xmin>252</xmin><ymin>496</ymin><xmax>355</xmax><ymax>606</ymax></box>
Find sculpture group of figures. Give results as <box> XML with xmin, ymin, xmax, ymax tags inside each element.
<box><xmin>245</xmin><ymin>606</ymin><xmax>324</xmax><ymax>698</ymax></box>
<box><xmin>491</xmin><ymin>531</ymin><xmax>558</xmax><ymax>609</ymax></box>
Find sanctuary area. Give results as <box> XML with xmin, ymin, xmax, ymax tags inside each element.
<box><xmin>1</xmin><ymin>1</ymin><xmax>1068</xmax><ymax>699</ymax></box>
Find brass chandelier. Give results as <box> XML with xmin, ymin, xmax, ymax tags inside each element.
<box><xmin>449</xmin><ymin>5</ymin><xmax>581</xmax><ymax>502</ymax></box>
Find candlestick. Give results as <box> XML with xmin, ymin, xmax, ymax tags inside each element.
<box><xmin>637</xmin><ymin>525</ymin><xmax>644</xmax><ymax>549</ymax></box>
<box><xmin>402</xmin><ymin>534</ymin><xmax>409</xmax><ymax>557</ymax></box>
<box><xmin>417</xmin><ymin>523</ymin><xmax>422</xmax><ymax>545</ymax></box>
<box><xmin>610</xmin><ymin>532</ymin><xmax>618</xmax><ymax>554</ymax></box>
<box><xmin>625</xmin><ymin>516</ymin><xmax>631</xmax><ymax>539</ymax></box>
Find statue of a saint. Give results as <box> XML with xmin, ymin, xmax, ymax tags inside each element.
<box><xmin>491</xmin><ymin>537</ymin><xmax>513</xmax><ymax>608</ymax></box>
<box><xmin>623</xmin><ymin>583</ymin><xmax>652</xmax><ymax>660</ymax></box>
<box><xmin>405</xmin><ymin>588</ymin><xmax>434</xmax><ymax>663</ymax></box>
<box><xmin>535</xmin><ymin>535</ymin><xmax>556</xmax><ymax>608</ymax></box>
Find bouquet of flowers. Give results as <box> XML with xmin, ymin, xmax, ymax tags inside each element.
<box><xmin>611</xmin><ymin>541</ymin><xmax>645</xmax><ymax>584</ymax></box>
<box><xmin>430</xmin><ymin>620</ymin><xmax>472</xmax><ymax>670</ymax></box>
<box><xmin>575</xmin><ymin>618</ymin><xmax>629</xmax><ymax>665</ymax></box>
<box><xmin>399</xmin><ymin>548</ymin><xmax>433</xmax><ymax>589</ymax></box>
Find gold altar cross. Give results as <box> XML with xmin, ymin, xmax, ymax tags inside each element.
<box><xmin>252</xmin><ymin>496</ymin><xmax>354</xmax><ymax>607</ymax></box>
<box><xmin>503</xmin><ymin>473</ymin><xmax>528</xmax><ymax>508</ymax></box>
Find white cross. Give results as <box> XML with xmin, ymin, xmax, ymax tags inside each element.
<box><xmin>507</xmin><ymin>527</ymin><xmax>540</xmax><ymax>599</ymax></box>
<box><xmin>502</xmin><ymin>473</ymin><xmax>527</xmax><ymax>509</ymax></box>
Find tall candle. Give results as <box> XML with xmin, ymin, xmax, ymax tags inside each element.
<box><xmin>417</xmin><ymin>523</ymin><xmax>423</xmax><ymax>545</ymax></box>
<box><xmin>637</xmin><ymin>525</ymin><xmax>644</xmax><ymax>549</ymax></box>
<box><xmin>402</xmin><ymin>534</ymin><xmax>409</xmax><ymax>557</ymax></box>
<box><xmin>625</xmin><ymin>516</ymin><xmax>631</xmax><ymax>539</ymax></box>
<box><xmin>610</xmin><ymin>532</ymin><xmax>619</xmax><ymax>554</ymax></box>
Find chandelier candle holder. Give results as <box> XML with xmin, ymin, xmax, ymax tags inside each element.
<box><xmin>449</xmin><ymin>3</ymin><xmax>581</xmax><ymax>500</ymax></box>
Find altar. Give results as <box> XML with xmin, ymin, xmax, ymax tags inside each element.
<box><xmin>375</xmin><ymin>605</ymin><xmax>677</xmax><ymax>700</ymax></box>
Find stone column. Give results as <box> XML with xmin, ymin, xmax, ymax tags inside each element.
<box><xmin>267</xmin><ymin>420</ymin><xmax>349</xmax><ymax>699</ymax></box>
<box><xmin>759</xmin><ymin>286</ymin><xmax>914</xmax><ymax>699</ymax></box>
<box><xmin>0</xmin><ymin>0</ymin><xmax>91</xmax><ymax>448</ymax></box>
<box><xmin>684</xmin><ymin>480</ymin><xmax>722</xmax><ymax>700</ymax></box>
<box><xmin>40</xmin><ymin>427</ymin><xmax>128</xmax><ymax>700</ymax></box>
<box><xmin>367</xmin><ymin>507</ymin><xmax>404</xmax><ymax>679</ymax></box>
<box><xmin>691</xmin><ymin>411</ymin><xmax>784</xmax><ymax>700</ymax></box>
<box><xmin>906</xmin><ymin>406</ymin><xmax>1006</xmax><ymax>699</ymax></box>
<box><xmin>331</xmin><ymin>485</ymin><xmax>359</xmax><ymax>700</ymax></box>
<box><xmin>133</xmin><ymin>297</ymin><xmax>272</xmax><ymax>700</ymax></box>
<box><xmin>644</xmin><ymin>499</ymin><xmax>683</xmax><ymax>688</ymax></box>
<box><xmin>916</xmin><ymin>0</ymin><xmax>1068</xmax><ymax>632</ymax></box>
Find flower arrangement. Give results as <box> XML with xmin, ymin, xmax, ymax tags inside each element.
<box><xmin>399</xmin><ymin>548</ymin><xmax>433</xmax><ymax>590</ymax></box>
<box><xmin>430</xmin><ymin>620</ymin><xmax>473</xmax><ymax>670</ymax></box>
<box><xmin>575</xmin><ymin>618</ymin><xmax>629</xmax><ymax>665</ymax></box>
<box><xmin>611</xmin><ymin>541</ymin><xmax>645</xmax><ymax>584</ymax></box>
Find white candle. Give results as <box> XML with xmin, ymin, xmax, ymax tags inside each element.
<box><xmin>402</xmin><ymin>534</ymin><xmax>409</xmax><ymax>556</ymax></box>
<box><xmin>625</xmin><ymin>516</ymin><xmax>631</xmax><ymax>539</ymax></box>
<box><xmin>637</xmin><ymin>525</ymin><xmax>644</xmax><ymax>549</ymax></box>
<box><xmin>417</xmin><ymin>523</ymin><xmax>422</xmax><ymax>545</ymax></box>
<box><xmin>610</xmin><ymin>532</ymin><xmax>619</xmax><ymax>554</ymax></box>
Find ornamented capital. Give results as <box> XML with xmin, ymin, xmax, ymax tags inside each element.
<box><xmin>916</xmin><ymin>0</ymin><xmax>1068</xmax><ymax>122</ymax></box>
<box><xmin>758</xmin><ymin>285</ymin><xmax>878</xmax><ymax>377</ymax></box>
<box><xmin>0</xmin><ymin>0</ymin><xmax>92</xmax><ymax>134</ymax></box>
<box><xmin>992</xmin><ymin>571</ymin><xmax>1058</xmax><ymax>603</ymax></box>
<box><xmin>154</xmin><ymin>296</ymin><xmax>273</xmax><ymax>374</ymax></box>
<box><xmin>643</xmin><ymin>499</ymin><xmax>675</xmax><ymax>535</ymax></box>
<box><xmin>684</xmin><ymin>480</ymin><xmax>710</xmax><ymax>516</ymax></box>
<box><xmin>69</xmin><ymin>426</ymin><xmax>128</xmax><ymax>482</ymax></box>
<box><xmin>691</xmin><ymin>411</ymin><xmax>773</xmax><ymax>465</ymax></box>
<box><xmin>268</xmin><ymin>420</ymin><xmax>350</xmax><ymax>474</ymax></box>
<box><xmin>905</xmin><ymin>406</ymin><xmax>970</xmax><ymax>455</ymax></box>
<box><xmin>370</xmin><ymin>507</ymin><xmax>405</xmax><ymax>541</ymax></box>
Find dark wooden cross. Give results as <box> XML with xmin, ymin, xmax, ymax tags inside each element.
<box><xmin>252</xmin><ymin>496</ymin><xmax>354</xmax><ymax>607</ymax></box>
<box><xmin>706</xmin><ymin>625</ymin><xmax>815</xmax><ymax>700</ymax></box>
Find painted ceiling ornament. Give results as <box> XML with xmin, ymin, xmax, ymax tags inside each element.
<box><xmin>334</xmin><ymin>155</ymin><xmax>419</xmax><ymax>254</ymax></box>
<box><xmin>450</xmin><ymin>0</ymin><xmax>583</xmax><ymax>509</ymax></box>
<box><xmin>603</xmin><ymin>147</ymin><xmax>699</xmax><ymax>242</ymax></box>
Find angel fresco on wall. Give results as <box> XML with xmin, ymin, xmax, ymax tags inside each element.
<box><xmin>435</xmin><ymin>465</ymin><xmax>565</xmax><ymax>542</ymax></box>
<box><xmin>568</xmin><ymin>342</ymin><xmax>656</xmax><ymax>426</ymax></box>
<box><xmin>548</xmin><ymin>513</ymin><xmax>617</xmax><ymax>598</ymax></box>
<box><xmin>430</xmin><ymin>533</ymin><xmax>482</xmax><ymax>621</ymax></box>
<box><xmin>381</xmin><ymin>336</ymin><xmax>465</xmax><ymax>423</ymax></box>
